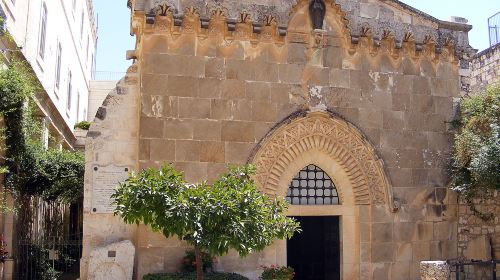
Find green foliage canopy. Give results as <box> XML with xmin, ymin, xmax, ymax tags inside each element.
<box><xmin>113</xmin><ymin>164</ymin><xmax>300</xmax><ymax>257</ymax></box>
<box><xmin>0</xmin><ymin>60</ymin><xmax>84</xmax><ymax>203</ymax></box>
<box><xmin>452</xmin><ymin>83</ymin><xmax>500</xmax><ymax>200</ymax></box>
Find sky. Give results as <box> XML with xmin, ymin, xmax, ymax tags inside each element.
<box><xmin>93</xmin><ymin>0</ymin><xmax>500</xmax><ymax>73</ymax></box>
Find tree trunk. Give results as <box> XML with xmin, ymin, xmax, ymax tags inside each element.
<box><xmin>195</xmin><ymin>246</ymin><xmax>204</xmax><ymax>280</ymax></box>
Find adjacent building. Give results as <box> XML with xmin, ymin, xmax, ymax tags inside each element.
<box><xmin>0</xmin><ymin>0</ymin><xmax>96</xmax><ymax>279</ymax></box>
<box><xmin>470</xmin><ymin>43</ymin><xmax>500</xmax><ymax>89</ymax></box>
<box><xmin>0</xmin><ymin>0</ymin><xmax>97</xmax><ymax>148</ymax></box>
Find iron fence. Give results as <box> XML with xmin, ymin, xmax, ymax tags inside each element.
<box><xmin>17</xmin><ymin>235</ymin><xmax>82</xmax><ymax>280</ymax></box>
<box><xmin>449</xmin><ymin>259</ymin><xmax>499</xmax><ymax>280</ymax></box>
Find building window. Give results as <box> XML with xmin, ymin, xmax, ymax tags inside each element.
<box><xmin>55</xmin><ymin>43</ymin><xmax>62</xmax><ymax>89</ymax></box>
<box><xmin>38</xmin><ymin>4</ymin><xmax>48</xmax><ymax>59</ymax></box>
<box><xmin>86</xmin><ymin>36</ymin><xmax>90</xmax><ymax>66</ymax></box>
<box><xmin>286</xmin><ymin>165</ymin><xmax>340</xmax><ymax>205</ymax></box>
<box><xmin>67</xmin><ymin>71</ymin><xmax>72</xmax><ymax>110</ymax></box>
<box><xmin>91</xmin><ymin>53</ymin><xmax>95</xmax><ymax>78</ymax></box>
<box><xmin>80</xmin><ymin>11</ymin><xmax>84</xmax><ymax>42</ymax></box>
<box><xmin>76</xmin><ymin>92</ymin><xmax>80</xmax><ymax>121</ymax></box>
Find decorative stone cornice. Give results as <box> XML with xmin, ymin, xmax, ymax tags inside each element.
<box><xmin>130</xmin><ymin>0</ymin><xmax>474</xmax><ymax>59</ymax></box>
<box><xmin>250</xmin><ymin>111</ymin><xmax>397</xmax><ymax>211</ymax></box>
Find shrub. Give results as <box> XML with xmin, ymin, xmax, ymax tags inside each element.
<box><xmin>113</xmin><ymin>164</ymin><xmax>300</xmax><ymax>280</ymax></box>
<box><xmin>260</xmin><ymin>266</ymin><xmax>294</xmax><ymax>280</ymax></box>
<box><xmin>74</xmin><ymin>121</ymin><xmax>91</xmax><ymax>130</ymax></box>
<box><xmin>143</xmin><ymin>272</ymin><xmax>249</xmax><ymax>280</ymax></box>
<box><xmin>451</xmin><ymin>83</ymin><xmax>500</xmax><ymax>219</ymax></box>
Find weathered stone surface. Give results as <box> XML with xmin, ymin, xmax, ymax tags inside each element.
<box><xmin>464</xmin><ymin>235</ymin><xmax>492</xmax><ymax>260</ymax></box>
<box><xmin>88</xmin><ymin>240</ymin><xmax>135</xmax><ymax>280</ymax></box>
<box><xmin>83</xmin><ymin>0</ymin><xmax>476</xmax><ymax>279</ymax></box>
<box><xmin>419</xmin><ymin>261</ymin><xmax>450</xmax><ymax>280</ymax></box>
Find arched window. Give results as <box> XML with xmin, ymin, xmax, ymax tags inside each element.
<box><xmin>286</xmin><ymin>165</ymin><xmax>339</xmax><ymax>205</ymax></box>
<box><xmin>38</xmin><ymin>4</ymin><xmax>48</xmax><ymax>59</ymax></box>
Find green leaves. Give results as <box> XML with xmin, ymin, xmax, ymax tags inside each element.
<box><xmin>452</xmin><ymin>83</ymin><xmax>500</xmax><ymax>201</ymax></box>
<box><xmin>0</xmin><ymin>60</ymin><xmax>37</xmax><ymax>113</ymax></box>
<box><xmin>0</xmin><ymin>60</ymin><xmax>84</xmax><ymax>204</ymax></box>
<box><xmin>113</xmin><ymin>164</ymin><xmax>300</xmax><ymax>258</ymax></box>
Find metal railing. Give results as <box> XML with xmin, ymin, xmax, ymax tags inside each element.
<box><xmin>449</xmin><ymin>259</ymin><xmax>499</xmax><ymax>280</ymax></box>
<box><xmin>17</xmin><ymin>235</ymin><xmax>82</xmax><ymax>280</ymax></box>
<box><xmin>92</xmin><ymin>71</ymin><xmax>125</xmax><ymax>81</ymax></box>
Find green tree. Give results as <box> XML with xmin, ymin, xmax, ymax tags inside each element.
<box><xmin>112</xmin><ymin>164</ymin><xmax>300</xmax><ymax>280</ymax></box>
<box><xmin>451</xmin><ymin>83</ymin><xmax>500</xmax><ymax>219</ymax></box>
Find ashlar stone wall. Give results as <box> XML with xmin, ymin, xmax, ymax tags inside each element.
<box><xmin>470</xmin><ymin>43</ymin><xmax>500</xmax><ymax>89</ymax></box>
<box><xmin>83</xmin><ymin>0</ymin><xmax>474</xmax><ymax>279</ymax></box>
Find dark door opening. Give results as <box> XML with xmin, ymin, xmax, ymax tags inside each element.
<box><xmin>287</xmin><ymin>216</ymin><xmax>340</xmax><ymax>280</ymax></box>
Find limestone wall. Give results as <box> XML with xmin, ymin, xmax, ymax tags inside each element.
<box><xmin>132</xmin><ymin>2</ymin><xmax>465</xmax><ymax>279</ymax></box>
<box><xmin>80</xmin><ymin>76</ymin><xmax>141</xmax><ymax>279</ymax></box>
<box><xmin>83</xmin><ymin>0</ymin><xmax>474</xmax><ymax>279</ymax></box>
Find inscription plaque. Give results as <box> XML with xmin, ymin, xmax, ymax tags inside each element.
<box><xmin>92</xmin><ymin>165</ymin><xmax>131</xmax><ymax>214</ymax></box>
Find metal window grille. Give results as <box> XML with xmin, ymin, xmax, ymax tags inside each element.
<box><xmin>286</xmin><ymin>165</ymin><xmax>339</xmax><ymax>205</ymax></box>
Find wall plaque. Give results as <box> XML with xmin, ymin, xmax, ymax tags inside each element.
<box><xmin>91</xmin><ymin>165</ymin><xmax>131</xmax><ymax>214</ymax></box>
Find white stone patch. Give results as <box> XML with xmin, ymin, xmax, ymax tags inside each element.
<box><xmin>308</xmin><ymin>86</ymin><xmax>327</xmax><ymax>112</ymax></box>
<box><xmin>89</xmin><ymin>240</ymin><xmax>135</xmax><ymax>280</ymax></box>
<box><xmin>151</xmin><ymin>96</ymin><xmax>164</xmax><ymax>117</ymax></box>
<box><xmin>369</xmin><ymin>70</ymin><xmax>379</xmax><ymax>83</ymax></box>
<box><xmin>309</xmin><ymin>86</ymin><xmax>323</xmax><ymax>99</ymax></box>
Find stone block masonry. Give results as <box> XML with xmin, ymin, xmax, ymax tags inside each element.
<box><xmin>81</xmin><ymin>0</ymin><xmax>476</xmax><ymax>279</ymax></box>
<box><xmin>471</xmin><ymin>43</ymin><xmax>500</xmax><ymax>89</ymax></box>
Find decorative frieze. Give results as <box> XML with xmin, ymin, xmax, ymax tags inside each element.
<box><xmin>129</xmin><ymin>0</ymin><xmax>474</xmax><ymax>61</ymax></box>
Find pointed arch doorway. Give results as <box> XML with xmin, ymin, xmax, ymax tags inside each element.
<box><xmin>250</xmin><ymin>112</ymin><xmax>395</xmax><ymax>279</ymax></box>
<box><xmin>286</xmin><ymin>165</ymin><xmax>341</xmax><ymax>280</ymax></box>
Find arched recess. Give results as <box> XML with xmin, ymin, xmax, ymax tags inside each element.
<box><xmin>250</xmin><ymin>111</ymin><xmax>396</xmax><ymax>212</ymax></box>
<box><xmin>287</xmin><ymin>0</ymin><xmax>351</xmax><ymax>44</ymax></box>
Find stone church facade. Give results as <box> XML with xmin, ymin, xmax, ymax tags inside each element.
<box><xmin>81</xmin><ymin>0</ymin><xmax>475</xmax><ymax>279</ymax></box>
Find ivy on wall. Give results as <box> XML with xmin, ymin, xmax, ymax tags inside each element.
<box><xmin>0</xmin><ymin>60</ymin><xmax>84</xmax><ymax>204</ymax></box>
<box><xmin>451</xmin><ymin>83</ymin><xmax>500</xmax><ymax>219</ymax></box>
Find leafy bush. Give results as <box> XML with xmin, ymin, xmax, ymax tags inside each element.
<box><xmin>143</xmin><ymin>272</ymin><xmax>249</xmax><ymax>280</ymax></box>
<box><xmin>0</xmin><ymin>60</ymin><xmax>84</xmax><ymax>204</ymax></box>
<box><xmin>113</xmin><ymin>164</ymin><xmax>300</xmax><ymax>279</ymax></box>
<box><xmin>74</xmin><ymin>121</ymin><xmax>91</xmax><ymax>130</ymax></box>
<box><xmin>451</xmin><ymin>83</ymin><xmax>500</xmax><ymax>218</ymax></box>
<box><xmin>182</xmin><ymin>250</ymin><xmax>214</xmax><ymax>272</ymax></box>
<box><xmin>260</xmin><ymin>266</ymin><xmax>294</xmax><ymax>280</ymax></box>
<box><xmin>0</xmin><ymin>61</ymin><xmax>36</xmax><ymax>113</ymax></box>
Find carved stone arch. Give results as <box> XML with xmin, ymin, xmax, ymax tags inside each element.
<box><xmin>250</xmin><ymin>111</ymin><xmax>396</xmax><ymax>211</ymax></box>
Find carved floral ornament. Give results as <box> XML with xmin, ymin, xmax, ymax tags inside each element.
<box><xmin>130</xmin><ymin>0</ymin><xmax>471</xmax><ymax>60</ymax></box>
<box><xmin>250</xmin><ymin>112</ymin><xmax>397</xmax><ymax>211</ymax></box>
